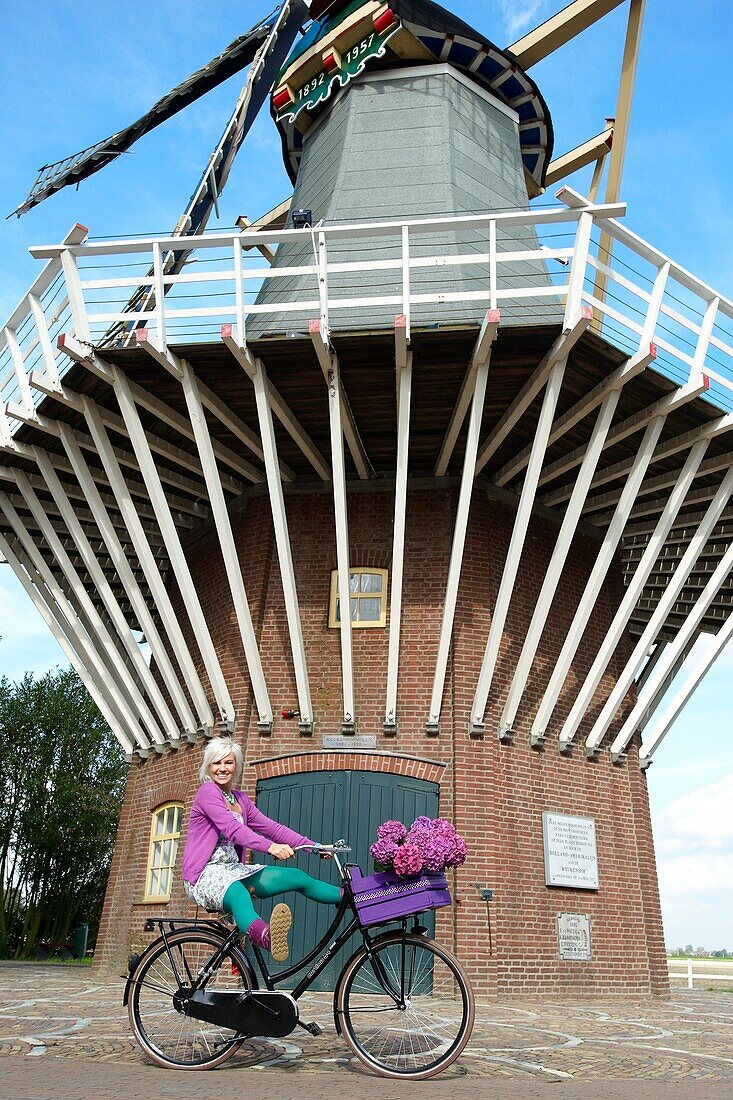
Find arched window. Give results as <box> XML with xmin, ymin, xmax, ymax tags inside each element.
<box><xmin>328</xmin><ymin>567</ymin><xmax>388</xmax><ymax>628</ymax></box>
<box><xmin>144</xmin><ymin>803</ymin><xmax>183</xmax><ymax>901</ymax></box>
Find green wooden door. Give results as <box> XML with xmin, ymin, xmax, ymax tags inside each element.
<box><xmin>255</xmin><ymin>769</ymin><xmax>439</xmax><ymax>990</ymax></box>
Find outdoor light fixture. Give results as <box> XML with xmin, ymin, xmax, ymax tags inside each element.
<box><xmin>473</xmin><ymin>884</ymin><xmax>495</xmax><ymax>954</ymax></box>
<box><xmin>291</xmin><ymin>208</ymin><xmax>313</xmax><ymax>228</ymax></box>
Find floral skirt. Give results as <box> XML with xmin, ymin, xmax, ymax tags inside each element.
<box><xmin>184</xmin><ymin>839</ymin><xmax>265</xmax><ymax>912</ymax></box>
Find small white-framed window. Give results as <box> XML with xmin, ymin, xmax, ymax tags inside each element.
<box><xmin>144</xmin><ymin>802</ymin><xmax>183</xmax><ymax>902</ymax></box>
<box><xmin>328</xmin><ymin>568</ymin><xmax>388</xmax><ymax>628</ymax></box>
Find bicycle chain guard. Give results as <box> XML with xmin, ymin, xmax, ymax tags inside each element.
<box><xmin>183</xmin><ymin>989</ymin><xmax>299</xmax><ymax>1038</ymax></box>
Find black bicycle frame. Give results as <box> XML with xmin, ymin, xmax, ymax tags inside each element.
<box><xmin>139</xmin><ymin>879</ymin><xmax>413</xmax><ymax>1010</ymax></box>
<box><xmin>250</xmin><ymin>891</ymin><xmax>362</xmax><ymax>998</ymax></box>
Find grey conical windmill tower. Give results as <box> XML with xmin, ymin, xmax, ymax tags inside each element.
<box><xmin>4</xmin><ymin>0</ymin><xmax>731</xmax><ymax>1001</ymax></box>
<box><xmin>250</xmin><ymin>0</ymin><xmax>557</xmax><ymax>334</ymax></box>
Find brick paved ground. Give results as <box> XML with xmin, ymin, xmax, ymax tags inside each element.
<box><xmin>2</xmin><ymin>962</ymin><xmax>733</xmax><ymax>1100</ymax></box>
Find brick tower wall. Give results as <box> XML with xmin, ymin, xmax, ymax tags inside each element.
<box><xmin>96</xmin><ymin>484</ymin><xmax>668</xmax><ymax>999</ymax></box>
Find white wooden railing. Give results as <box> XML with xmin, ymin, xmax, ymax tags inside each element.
<box><xmin>3</xmin><ymin>189</ymin><xmax>733</xmax><ymax>433</ymax></box>
<box><xmin>668</xmin><ymin>958</ymin><xmax>733</xmax><ymax>988</ymax></box>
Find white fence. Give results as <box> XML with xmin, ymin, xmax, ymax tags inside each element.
<box><xmin>3</xmin><ymin>188</ymin><xmax>733</xmax><ymax>437</ymax></box>
<box><xmin>668</xmin><ymin>958</ymin><xmax>733</xmax><ymax>988</ymax></box>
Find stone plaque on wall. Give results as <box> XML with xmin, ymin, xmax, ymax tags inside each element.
<box><xmin>322</xmin><ymin>734</ymin><xmax>377</xmax><ymax>750</ymax></box>
<box><xmin>542</xmin><ymin>812</ymin><xmax>599</xmax><ymax>890</ymax></box>
<box><xmin>557</xmin><ymin>912</ymin><xmax>592</xmax><ymax>960</ymax></box>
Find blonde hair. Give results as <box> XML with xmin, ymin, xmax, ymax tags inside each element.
<box><xmin>198</xmin><ymin>737</ymin><xmax>244</xmax><ymax>785</ymax></box>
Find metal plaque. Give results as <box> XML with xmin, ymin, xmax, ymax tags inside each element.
<box><xmin>542</xmin><ymin>812</ymin><xmax>599</xmax><ymax>890</ymax></box>
<box><xmin>322</xmin><ymin>734</ymin><xmax>377</xmax><ymax>750</ymax></box>
<box><xmin>557</xmin><ymin>912</ymin><xmax>592</xmax><ymax>960</ymax></box>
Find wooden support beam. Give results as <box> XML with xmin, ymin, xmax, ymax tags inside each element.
<box><xmin>476</xmin><ymin>310</ymin><xmax>591</xmax><ymax>474</ymax></box>
<box><xmin>496</xmin><ymin>342</ymin><xmax>655</xmax><ymax>488</ymax></box>
<box><xmin>592</xmin><ymin>0</ymin><xmax>647</xmax><ymax>325</ymax></box>
<box><xmin>0</xmin><ymin>529</ymin><xmax>137</xmax><ymax>755</ymax></box>
<box><xmin>309</xmin><ymin>319</ymin><xmax>371</xmax><ymax>480</ymax></box>
<box><xmin>250</xmin><ymin>352</ymin><xmax>313</xmax><ymax>733</ymax></box>
<box><xmin>83</xmin><ymin>400</ymin><xmax>215</xmax><ymax>730</ymax></box>
<box><xmin>585</xmin><ymin>462</ymin><xmax>733</xmax><ymax>757</ymax></box>
<box><xmin>640</xmin><ymin>622</ymin><xmax>733</xmax><ymax>766</ymax></box>
<box><xmin>435</xmin><ymin>310</ymin><xmax>500</xmax><ymax>477</ymax></box>
<box><xmin>509</xmin><ymin>0</ymin><xmax>626</xmax><ymax>68</ymax></box>
<box><xmin>179</xmin><ymin>356</ymin><xmax>273</xmax><ymax>731</ymax></box>
<box><xmin>530</xmin><ymin>414</ymin><xmax>667</xmax><ymax>746</ymax></box>
<box><xmin>221</xmin><ymin>325</ymin><xmax>330</xmax><ymax>481</ymax></box>
<box><xmin>427</xmin><ymin>324</ymin><xmax>497</xmax><ymax>734</ymax></box>
<box><xmin>540</xmin><ymin>373</ymin><xmax>709</xmax><ymax>495</ymax></box>
<box><xmin>556</xmin><ymin>437</ymin><xmax>710</xmax><ymax>751</ymax></box>
<box><xmin>545</xmin><ymin>125</ymin><xmax>614</xmax><ymax>187</ymax></box>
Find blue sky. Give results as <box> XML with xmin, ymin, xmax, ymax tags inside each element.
<box><xmin>0</xmin><ymin>0</ymin><xmax>732</xmax><ymax>949</ymax></box>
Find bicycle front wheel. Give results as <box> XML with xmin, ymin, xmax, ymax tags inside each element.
<box><xmin>335</xmin><ymin>931</ymin><xmax>474</xmax><ymax>1079</ymax></box>
<box><xmin>128</xmin><ymin>928</ymin><xmax>253</xmax><ymax>1069</ymax></box>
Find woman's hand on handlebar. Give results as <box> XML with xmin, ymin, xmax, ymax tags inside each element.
<box><xmin>267</xmin><ymin>843</ymin><xmax>294</xmax><ymax>860</ymax></box>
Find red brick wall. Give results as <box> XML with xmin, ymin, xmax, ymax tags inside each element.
<box><xmin>96</xmin><ymin>485</ymin><xmax>668</xmax><ymax>999</ymax></box>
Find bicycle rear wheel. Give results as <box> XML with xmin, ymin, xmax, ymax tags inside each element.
<box><xmin>128</xmin><ymin>928</ymin><xmax>253</xmax><ymax>1069</ymax></box>
<box><xmin>335</xmin><ymin>931</ymin><xmax>474</xmax><ymax>1079</ymax></box>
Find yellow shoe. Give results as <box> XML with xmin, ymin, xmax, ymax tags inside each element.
<box><xmin>268</xmin><ymin>903</ymin><xmax>292</xmax><ymax>963</ymax></box>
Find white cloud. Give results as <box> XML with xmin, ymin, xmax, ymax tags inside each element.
<box><xmin>655</xmin><ymin>774</ymin><xmax>733</xmax><ymax>846</ymax></box>
<box><xmin>653</xmin><ymin>772</ymin><xmax>733</xmax><ymax>946</ymax></box>
<box><xmin>658</xmin><ymin>853</ymin><xmax>733</xmax><ymax>897</ymax></box>
<box><xmin>496</xmin><ymin>1</ymin><xmax>554</xmax><ymax>41</ymax></box>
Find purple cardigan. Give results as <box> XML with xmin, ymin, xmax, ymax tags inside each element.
<box><xmin>181</xmin><ymin>781</ymin><xmax>314</xmax><ymax>884</ymax></box>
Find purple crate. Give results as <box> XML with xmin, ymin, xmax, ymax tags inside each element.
<box><xmin>350</xmin><ymin>866</ymin><xmax>451</xmax><ymax>928</ymax></box>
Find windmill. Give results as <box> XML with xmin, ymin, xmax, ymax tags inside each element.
<box><xmin>6</xmin><ymin>0</ymin><xmax>723</xmax><ymax>997</ymax></box>
<box><xmin>12</xmin><ymin>1</ymin><xmax>644</xmax><ymax>334</ymax></box>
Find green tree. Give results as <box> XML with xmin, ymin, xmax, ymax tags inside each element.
<box><xmin>0</xmin><ymin>668</ymin><xmax>126</xmax><ymax>957</ymax></box>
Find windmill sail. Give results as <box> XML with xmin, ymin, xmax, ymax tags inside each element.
<box><xmin>181</xmin><ymin>0</ymin><xmax>310</xmax><ymax>239</ymax></box>
<box><xmin>11</xmin><ymin>11</ymin><xmax>280</xmax><ymax>217</ymax></box>
<box><xmin>101</xmin><ymin>0</ymin><xmax>311</xmax><ymax>346</ymax></box>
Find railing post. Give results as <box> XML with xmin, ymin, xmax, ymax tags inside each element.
<box><xmin>152</xmin><ymin>243</ymin><xmax>167</xmax><ymax>347</ymax></box>
<box><xmin>60</xmin><ymin>249</ymin><xmax>91</xmax><ymax>344</ymax></box>
<box><xmin>402</xmin><ymin>224</ymin><xmax>411</xmax><ymax>337</ymax></box>
<box><xmin>233</xmin><ymin>237</ymin><xmax>246</xmax><ymax>345</ymax></box>
<box><xmin>640</xmin><ymin>261</ymin><xmax>670</xmax><ymax>348</ymax></box>
<box><xmin>564</xmin><ymin>210</ymin><xmax>593</xmax><ymax>326</ymax></box>
<box><xmin>489</xmin><ymin>219</ymin><xmax>497</xmax><ymax>312</ymax></box>
<box><xmin>318</xmin><ymin>230</ymin><xmax>329</xmax><ymax>336</ymax></box>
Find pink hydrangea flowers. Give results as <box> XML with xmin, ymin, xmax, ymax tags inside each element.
<box><xmin>369</xmin><ymin>815</ymin><xmax>468</xmax><ymax>876</ymax></box>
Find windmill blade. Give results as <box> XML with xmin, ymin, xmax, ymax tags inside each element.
<box><xmin>11</xmin><ymin>11</ymin><xmax>281</xmax><ymax>217</ymax></box>
<box><xmin>101</xmin><ymin>0</ymin><xmax>311</xmax><ymax>347</ymax></box>
<box><xmin>182</xmin><ymin>0</ymin><xmax>311</xmax><ymax>238</ymax></box>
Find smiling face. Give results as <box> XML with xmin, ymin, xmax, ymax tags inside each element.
<box><xmin>208</xmin><ymin>753</ymin><xmax>238</xmax><ymax>792</ymax></box>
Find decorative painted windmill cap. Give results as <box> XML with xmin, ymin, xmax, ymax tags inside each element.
<box><xmin>272</xmin><ymin>0</ymin><xmax>553</xmax><ymax>196</ymax></box>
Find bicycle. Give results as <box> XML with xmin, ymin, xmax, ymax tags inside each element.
<box><xmin>124</xmin><ymin>841</ymin><xmax>474</xmax><ymax>1079</ymax></box>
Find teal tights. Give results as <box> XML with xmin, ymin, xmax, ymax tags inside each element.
<box><xmin>222</xmin><ymin>867</ymin><xmax>341</xmax><ymax>934</ymax></box>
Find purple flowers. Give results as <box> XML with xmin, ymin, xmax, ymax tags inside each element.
<box><xmin>369</xmin><ymin>815</ymin><xmax>468</xmax><ymax>876</ymax></box>
<box><xmin>369</xmin><ymin>837</ymin><xmax>400</xmax><ymax>866</ymax></box>
<box><xmin>376</xmin><ymin>820</ymin><xmax>407</xmax><ymax>843</ymax></box>
<box><xmin>393</xmin><ymin>842</ymin><xmax>424</xmax><ymax>876</ymax></box>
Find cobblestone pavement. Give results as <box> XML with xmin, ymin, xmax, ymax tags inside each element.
<box><xmin>1</xmin><ymin>962</ymin><xmax>733</xmax><ymax>1099</ymax></box>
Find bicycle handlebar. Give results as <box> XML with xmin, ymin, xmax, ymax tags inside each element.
<box><xmin>293</xmin><ymin>839</ymin><xmax>352</xmax><ymax>853</ymax></box>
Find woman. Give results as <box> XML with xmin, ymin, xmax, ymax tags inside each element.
<box><xmin>181</xmin><ymin>737</ymin><xmax>340</xmax><ymax>962</ymax></box>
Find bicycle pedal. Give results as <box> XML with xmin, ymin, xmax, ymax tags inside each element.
<box><xmin>299</xmin><ymin>1019</ymin><xmax>323</xmax><ymax>1036</ymax></box>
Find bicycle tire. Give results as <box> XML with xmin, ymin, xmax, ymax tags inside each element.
<box><xmin>335</xmin><ymin>931</ymin><xmax>474</xmax><ymax>1079</ymax></box>
<box><xmin>128</xmin><ymin>928</ymin><xmax>253</xmax><ymax>1069</ymax></box>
